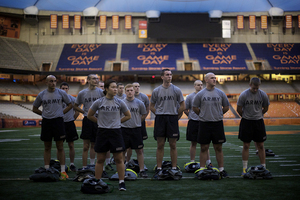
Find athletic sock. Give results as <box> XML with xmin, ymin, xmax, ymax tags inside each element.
<box><xmin>219</xmin><ymin>167</ymin><xmax>224</xmax><ymax>172</ymax></box>
<box><xmin>190</xmin><ymin>160</ymin><xmax>195</xmax><ymax>163</ymax></box>
<box><xmin>157</xmin><ymin>167</ymin><xmax>162</xmax><ymax>170</ymax></box>
<box><xmin>200</xmin><ymin>167</ymin><xmax>205</xmax><ymax>169</ymax></box>
<box><xmin>242</xmin><ymin>160</ymin><xmax>248</xmax><ymax>170</ymax></box>
<box><xmin>262</xmin><ymin>164</ymin><xmax>266</xmax><ymax>168</ymax></box>
<box><xmin>206</xmin><ymin>160</ymin><xmax>211</xmax><ymax>166</ymax></box>
<box><xmin>45</xmin><ymin>165</ymin><xmax>49</xmax><ymax>169</ymax></box>
<box><xmin>105</xmin><ymin>158</ymin><xmax>110</xmax><ymax>165</ymax></box>
<box><xmin>90</xmin><ymin>158</ymin><xmax>95</xmax><ymax>165</ymax></box>
<box><xmin>70</xmin><ymin>163</ymin><xmax>74</xmax><ymax>166</ymax></box>
<box><xmin>61</xmin><ymin>165</ymin><xmax>65</xmax><ymax>173</ymax></box>
<box><xmin>103</xmin><ymin>165</ymin><xmax>105</xmax><ymax>171</ymax></box>
<box><xmin>119</xmin><ymin>180</ymin><xmax>124</xmax><ymax>184</ymax></box>
<box><xmin>83</xmin><ymin>166</ymin><xmax>87</xmax><ymax>169</ymax></box>
<box><xmin>172</xmin><ymin>167</ymin><xmax>177</xmax><ymax>170</ymax></box>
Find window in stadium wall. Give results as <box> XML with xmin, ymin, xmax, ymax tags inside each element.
<box><xmin>42</xmin><ymin>63</ymin><xmax>51</xmax><ymax>71</ymax></box>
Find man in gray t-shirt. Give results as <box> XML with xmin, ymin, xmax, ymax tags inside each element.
<box><xmin>32</xmin><ymin>75</ymin><xmax>72</xmax><ymax>179</ymax></box>
<box><xmin>237</xmin><ymin>77</ymin><xmax>270</xmax><ymax>175</ymax></box>
<box><xmin>150</xmin><ymin>69</ymin><xmax>185</xmax><ymax>173</ymax></box>
<box><xmin>192</xmin><ymin>72</ymin><xmax>229</xmax><ymax>178</ymax></box>
<box><xmin>116</xmin><ymin>83</ymin><xmax>126</xmax><ymax>99</ymax></box>
<box><xmin>74</xmin><ymin>74</ymin><xmax>104</xmax><ymax>169</ymax></box>
<box><xmin>184</xmin><ymin>80</ymin><xmax>212</xmax><ymax>167</ymax></box>
<box><xmin>60</xmin><ymin>82</ymin><xmax>79</xmax><ymax>172</ymax></box>
<box><xmin>122</xmin><ymin>84</ymin><xmax>148</xmax><ymax>177</ymax></box>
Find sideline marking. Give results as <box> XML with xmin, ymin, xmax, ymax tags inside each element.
<box><xmin>269</xmin><ymin>160</ymin><xmax>296</xmax><ymax>163</ymax></box>
<box><xmin>280</xmin><ymin>164</ymin><xmax>300</xmax><ymax>167</ymax></box>
<box><xmin>0</xmin><ymin>130</ymin><xmax>18</xmax><ymax>133</ymax></box>
<box><xmin>0</xmin><ymin>139</ymin><xmax>29</xmax><ymax>143</ymax></box>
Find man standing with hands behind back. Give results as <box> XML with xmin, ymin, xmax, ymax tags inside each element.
<box><xmin>193</xmin><ymin>72</ymin><xmax>230</xmax><ymax>178</ymax></box>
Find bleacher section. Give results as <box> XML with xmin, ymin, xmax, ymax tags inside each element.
<box><xmin>30</xmin><ymin>44</ymin><xmax>64</xmax><ymax>70</ymax></box>
<box><xmin>0</xmin><ymin>37</ymin><xmax>38</xmax><ymax>71</ymax></box>
<box><xmin>0</xmin><ymin>102</ymin><xmax>41</xmax><ymax>119</ymax></box>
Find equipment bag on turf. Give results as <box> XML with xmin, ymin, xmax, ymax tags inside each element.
<box><xmin>195</xmin><ymin>167</ymin><xmax>221</xmax><ymax>180</ymax></box>
<box><xmin>156</xmin><ymin>168</ymin><xmax>183</xmax><ymax>180</ymax></box>
<box><xmin>73</xmin><ymin>168</ymin><xmax>95</xmax><ymax>182</ymax></box>
<box><xmin>184</xmin><ymin>162</ymin><xmax>200</xmax><ymax>173</ymax></box>
<box><xmin>81</xmin><ymin>178</ymin><xmax>113</xmax><ymax>194</ymax></box>
<box><xmin>243</xmin><ymin>165</ymin><xmax>272</xmax><ymax>179</ymax></box>
<box><xmin>29</xmin><ymin>167</ymin><xmax>60</xmax><ymax>182</ymax></box>
<box><xmin>109</xmin><ymin>169</ymin><xmax>137</xmax><ymax>181</ymax></box>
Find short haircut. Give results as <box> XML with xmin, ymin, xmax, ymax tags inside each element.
<box><xmin>204</xmin><ymin>72</ymin><xmax>215</xmax><ymax>81</ymax></box>
<box><xmin>117</xmin><ymin>83</ymin><xmax>124</xmax><ymax>88</ymax></box>
<box><xmin>250</xmin><ymin>77</ymin><xmax>261</xmax><ymax>85</ymax></box>
<box><xmin>124</xmin><ymin>84</ymin><xmax>134</xmax><ymax>91</ymax></box>
<box><xmin>60</xmin><ymin>82</ymin><xmax>69</xmax><ymax>88</ymax></box>
<box><xmin>99</xmin><ymin>80</ymin><xmax>104</xmax><ymax>84</ymax></box>
<box><xmin>103</xmin><ymin>79</ymin><xmax>117</xmax><ymax>95</ymax></box>
<box><xmin>87</xmin><ymin>74</ymin><xmax>97</xmax><ymax>80</ymax></box>
<box><xmin>161</xmin><ymin>68</ymin><xmax>171</xmax><ymax>76</ymax></box>
<box><xmin>194</xmin><ymin>80</ymin><xmax>203</xmax><ymax>85</ymax></box>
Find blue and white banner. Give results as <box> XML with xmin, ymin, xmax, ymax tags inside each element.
<box><xmin>187</xmin><ymin>43</ymin><xmax>251</xmax><ymax>70</ymax></box>
<box><xmin>251</xmin><ymin>43</ymin><xmax>300</xmax><ymax>70</ymax></box>
<box><xmin>56</xmin><ymin>44</ymin><xmax>117</xmax><ymax>71</ymax></box>
<box><xmin>121</xmin><ymin>43</ymin><xmax>183</xmax><ymax>71</ymax></box>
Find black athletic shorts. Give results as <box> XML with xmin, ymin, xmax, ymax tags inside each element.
<box><xmin>64</xmin><ymin>121</ymin><xmax>79</xmax><ymax>142</ymax></box>
<box><xmin>80</xmin><ymin>116</ymin><xmax>97</xmax><ymax>142</ymax></box>
<box><xmin>186</xmin><ymin>120</ymin><xmax>199</xmax><ymax>142</ymax></box>
<box><xmin>238</xmin><ymin>118</ymin><xmax>267</xmax><ymax>143</ymax></box>
<box><xmin>121</xmin><ymin>127</ymin><xmax>144</xmax><ymax>149</ymax></box>
<box><xmin>94</xmin><ymin>128</ymin><xmax>125</xmax><ymax>153</ymax></box>
<box><xmin>197</xmin><ymin>120</ymin><xmax>226</xmax><ymax>144</ymax></box>
<box><xmin>154</xmin><ymin>115</ymin><xmax>179</xmax><ymax>140</ymax></box>
<box><xmin>41</xmin><ymin>117</ymin><xmax>66</xmax><ymax>142</ymax></box>
<box><xmin>141</xmin><ymin>121</ymin><xmax>148</xmax><ymax>140</ymax></box>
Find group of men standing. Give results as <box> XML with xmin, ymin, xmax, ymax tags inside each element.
<box><xmin>32</xmin><ymin>69</ymin><xmax>269</xmax><ymax>187</ymax></box>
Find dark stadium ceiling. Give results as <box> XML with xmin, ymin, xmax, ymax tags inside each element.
<box><xmin>0</xmin><ymin>0</ymin><xmax>299</xmax><ymax>13</ymax></box>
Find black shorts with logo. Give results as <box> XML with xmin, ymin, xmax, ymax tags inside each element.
<box><xmin>186</xmin><ymin>120</ymin><xmax>199</xmax><ymax>142</ymax></box>
<box><xmin>94</xmin><ymin>128</ymin><xmax>125</xmax><ymax>153</ymax></box>
<box><xmin>141</xmin><ymin>121</ymin><xmax>148</xmax><ymax>140</ymax></box>
<box><xmin>122</xmin><ymin>127</ymin><xmax>144</xmax><ymax>149</ymax></box>
<box><xmin>80</xmin><ymin>116</ymin><xmax>97</xmax><ymax>142</ymax></box>
<box><xmin>238</xmin><ymin>118</ymin><xmax>267</xmax><ymax>143</ymax></box>
<box><xmin>197</xmin><ymin>120</ymin><xmax>226</xmax><ymax>144</ymax></box>
<box><xmin>64</xmin><ymin>121</ymin><xmax>79</xmax><ymax>142</ymax></box>
<box><xmin>41</xmin><ymin>117</ymin><xmax>66</xmax><ymax>142</ymax></box>
<box><xmin>154</xmin><ymin>115</ymin><xmax>179</xmax><ymax>140</ymax></box>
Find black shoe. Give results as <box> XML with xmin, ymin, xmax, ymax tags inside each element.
<box><xmin>70</xmin><ymin>164</ymin><xmax>77</xmax><ymax>172</ymax></box>
<box><xmin>153</xmin><ymin>168</ymin><xmax>162</xmax><ymax>179</ymax></box>
<box><xmin>139</xmin><ymin>170</ymin><xmax>148</xmax><ymax>178</ymax></box>
<box><xmin>119</xmin><ymin>182</ymin><xmax>126</xmax><ymax>191</ymax></box>
<box><xmin>220</xmin><ymin>170</ymin><xmax>229</xmax><ymax>178</ymax></box>
<box><xmin>102</xmin><ymin>171</ymin><xmax>109</xmax><ymax>178</ymax></box>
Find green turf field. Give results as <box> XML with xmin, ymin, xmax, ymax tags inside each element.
<box><xmin>0</xmin><ymin>126</ymin><xmax>300</xmax><ymax>200</ymax></box>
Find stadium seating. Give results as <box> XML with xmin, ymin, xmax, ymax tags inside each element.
<box><xmin>0</xmin><ymin>102</ymin><xmax>41</xmax><ymax>119</ymax></box>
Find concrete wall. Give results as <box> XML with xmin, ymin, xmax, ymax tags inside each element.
<box><xmin>16</xmin><ymin>14</ymin><xmax>300</xmax><ymax>45</ymax></box>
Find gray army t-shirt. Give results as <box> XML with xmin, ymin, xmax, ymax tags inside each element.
<box><xmin>121</xmin><ymin>98</ymin><xmax>147</xmax><ymax>128</ymax></box>
<box><xmin>62</xmin><ymin>94</ymin><xmax>76</xmax><ymax>122</ymax></box>
<box><xmin>33</xmin><ymin>88</ymin><xmax>71</xmax><ymax>119</ymax></box>
<box><xmin>150</xmin><ymin>84</ymin><xmax>184</xmax><ymax>115</ymax></box>
<box><xmin>135</xmin><ymin>92</ymin><xmax>149</xmax><ymax>107</ymax></box>
<box><xmin>75</xmin><ymin>87</ymin><xmax>104</xmax><ymax>116</ymax></box>
<box><xmin>185</xmin><ymin>92</ymin><xmax>200</xmax><ymax>121</ymax></box>
<box><xmin>193</xmin><ymin>88</ymin><xmax>229</xmax><ymax>122</ymax></box>
<box><xmin>90</xmin><ymin>96</ymin><xmax>129</xmax><ymax>129</ymax></box>
<box><xmin>237</xmin><ymin>89</ymin><xmax>270</xmax><ymax>120</ymax></box>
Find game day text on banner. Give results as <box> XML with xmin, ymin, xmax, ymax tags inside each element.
<box><xmin>187</xmin><ymin>43</ymin><xmax>251</xmax><ymax>70</ymax></box>
<box><xmin>251</xmin><ymin>43</ymin><xmax>300</xmax><ymax>70</ymax></box>
<box><xmin>56</xmin><ymin>44</ymin><xmax>117</xmax><ymax>71</ymax></box>
<box><xmin>121</xmin><ymin>43</ymin><xmax>184</xmax><ymax>71</ymax></box>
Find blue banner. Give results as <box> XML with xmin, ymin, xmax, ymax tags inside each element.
<box><xmin>187</xmin><ymin>43</ymin><xmax>251</xmax><ymax>70</ymax></box>
<box><xmin>121</xmin><ymin>43</ymin><xmax>183</xmax><ymax>71</ymax></box>
<box><xmin>56</xmin><ymin>44</ymin><xmax>117</xmax><ymax>71</ymax></box>
<box><xmin>251</xmin><ymin>43</ymin><xmax>300</xmax><ymax>70</ymax></box>
<box><xmin>23</xmin><ymin>120</ymin><xmax>36</xmax><ymax>126</ymax></box>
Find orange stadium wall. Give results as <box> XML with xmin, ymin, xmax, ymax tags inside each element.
<box><xmin>1</xmin><ymin>118</ymin><xmax>299</xmax><ymax>129</ymax></box>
